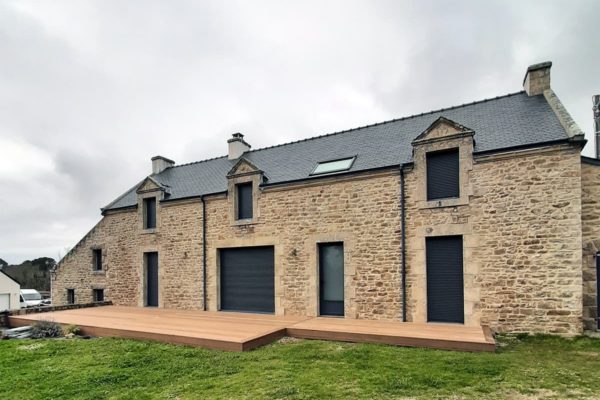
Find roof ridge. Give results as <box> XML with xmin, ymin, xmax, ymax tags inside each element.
<box><xmin>168</xmin><ymin>154</ymin><xmax>229</xmax><ymax>169</ymax></box>
<box><xmin>168</xmin><ymin>90</ymin><xmax>524</xmax><ymax>170</ymax></box>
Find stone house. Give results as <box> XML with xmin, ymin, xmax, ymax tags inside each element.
<box><xmin>52</xmin><ymin>62</ymin><xmax>600</xmax><ymax>335</ymax></box>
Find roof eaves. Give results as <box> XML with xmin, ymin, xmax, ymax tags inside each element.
<box><xmin>261</xmin><ymin>164</ymin><xmax>401</xmax><ymax>189</ymax></box>
<box><xmin>582</xmin><ymin>156</ymin><xmax>600</xmax><ymax>166</ymax></box>
<box><xmin>101</xmin><ymin>179</ymin><xmax>144</xmax><ymax>212</ymax></box>
<box><xmin>473</xmin><ymin>138</ymin><xmax>571</xmax><ymax>156</ymax></box>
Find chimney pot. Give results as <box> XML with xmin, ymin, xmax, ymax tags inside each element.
<box><xmin>227</xmin><ymin>132</ymin><xmax>251</xmax><ymax>160</ymax></box>
<box><xmin>523</xmin><ymin>61</ymin><xmax>552</xmax><ymax>96</ymax></box>
<box><xmin>151</xmin><ymin>155</ymin><xmax>175</xmax><ymax>174</ymax></box>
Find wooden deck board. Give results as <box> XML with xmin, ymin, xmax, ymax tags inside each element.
<box><xmin>286</xmin><ymin>317</ymin><xmax>495</xmax><ymax>352</ymax></box>
<box><xmin>8</xmin><ymin>306</ymin><xmax>495</xmax><ymax>352</ymax></box>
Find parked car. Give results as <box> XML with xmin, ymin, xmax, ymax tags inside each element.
<box><xmin>20</xmin><ymin>289</ymin><xmax>50</xmax><ymax>308</ymax></box>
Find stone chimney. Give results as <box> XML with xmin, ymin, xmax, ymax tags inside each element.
<box><xmin>523</xmin><ymin>61</ymin><xmax>552</xmax><ymax>96</ymax></box>
<box><xmin>594</xmin><ymin>95</ymin><xmax>600</xmax><ymax>159</ymax></box>
<box><xmin>151</xmin><ymin>155</ymin><xmax>175</xmax><ymax>174</ymax></box>
<box><xmin>227</xmin><ymin>132</ymin><xmax>251</xmax><ymax>160</ymax></box>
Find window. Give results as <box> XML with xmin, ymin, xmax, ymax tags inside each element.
<box><xmin>236</xmin><ymin>182</ymin><xmax>253</xmax><ymax>220</ymax></box>
<box><xmin>93</xmin><ymin>289</ymin><xmax>104</xmax><ymax>302</ymax></box>
<box><xmin>311</xmin><ymin>157</ymin><xmax>355</xmax><ymax>175</ymax></box>
<box><xmin>143</xmin><ymin>197</ymin><xmax>157</xmax><ymax>229</ymax></box>
<box><xmin>67</xmin><ymin>289</ymin><xmax>75</xmax><ymax>305</ymax></box>
<box><xmin>426</xmin><ymin>149</ymin><xmax>460</xmax><ymax>200</ymax></box>
<box><xmin>93</xmin><ymin>249</ymin><xmax>102</xmax><ymax>271</ymax></box>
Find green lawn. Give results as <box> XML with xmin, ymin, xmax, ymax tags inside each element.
<box><xmin>1</xmin><ymin>335</ymin><xmax>599</xmax><ymax>399</ymax></box>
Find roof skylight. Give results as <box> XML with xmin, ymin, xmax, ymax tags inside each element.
<box><xmin>310</xmin><ymin>157</ymin><xmax>356</xmax><ymax>175</ymax></box>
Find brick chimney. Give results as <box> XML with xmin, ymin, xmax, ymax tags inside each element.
<box><xmin>151</xmin><ymin>155</ymin><xmax>175</xmax><ymax>174</ymax></box>
<box><xmin>227</xmin><ymin>132</ymin><xmax>251</xmax><ymax>160</ymax></box>
<box><xmin>523</xmin><ymin>61</ymin><xmax>552</xmax><ymax>96</ymax></box>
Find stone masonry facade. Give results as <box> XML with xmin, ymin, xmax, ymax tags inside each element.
<box><xmin>582</xmin><ymin>161</ymin><xmax>600</xmax><ymax>330</ymax></box>
<box><xmin>53</xmin><ymin>132</ymin><xmax>597</xmax><ymax>335</ymax></box>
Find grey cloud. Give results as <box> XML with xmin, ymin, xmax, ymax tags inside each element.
<box><xmin>1</xmin><ymin>0</ymin><xmax>599</xmax><ymax>263</ymax></box>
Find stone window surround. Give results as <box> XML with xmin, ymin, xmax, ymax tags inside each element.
<box><xmin>209</xmin><ymin>236</ymin><xmax>283</xmax><ymax>315</ymax></box>
<box><xmin>409</xmin><ymin>223</ymin><xmax>480</xmax><ymax>327</ymax></box>
<box><xmin>228</xmin><ymin>172</ymin><xmax>262</xmax><ymax>227</ymax></box>
<box><xmin>138</xmin><ymin>247</ymin><xmax>162</xmax><ymax>308</ymax></box>
<box><xmin>66</xmin><ymin>288</ymin><xmax>75</xmax><ymax>304</ymax></box>
<box><xmin>413</xmin><ymin>133</ymin><xmax>474</xmax><ymax>210</ymax></box>
<box><xmin>138</xmin><ymin>191</ymin><xmax>161</xmax><ymax>234</ymax></box>
<box><xmin>90</xmin><ymin>245</ymin><xmax>105</xmax><ymax>275</ymax></box>
<box><xmin>307</xmin><ymin>232</ymin><xmax>356</xmax><ymax>318</ymax></box>
<box><xmin>92</xmin><ymin>287</ymin><xmax>105</xmax><ymax>302</ymax></box>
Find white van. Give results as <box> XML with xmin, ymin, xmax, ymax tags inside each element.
<box><xmin>20</xmin><ymin>289</ymin><xmax>47</xmax><ymax>308</ymax></box>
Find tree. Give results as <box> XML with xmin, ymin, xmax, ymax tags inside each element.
<box><xmin>0</xmin><ymin>258</ymin><xmax>7</xmax><ymax>268</ymax></box>
<box><xmin>29</xmin><ymin>257</ymin><xmax>57</xmax><ymax>270</ymax></box>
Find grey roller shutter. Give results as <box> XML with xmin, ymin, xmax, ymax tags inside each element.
<box><xmin>220</xmin><ymin>246</ymin><xmax>274</xmax><ymax>313</ymax></box>
<box><xmin>144</xmin><ymin>198</ymin><xmax>157</xmax><ymax>229</ymax></box>
<box><xmin>426</xmin><ymin>236</ymin><xmax>464</xmax><ymax>323</ymax></box>
<box><xmin>237</xmin><ymin>183</ymin><xmax>253</xmax><ymax>220</ymax></box>
<box><xmin>146</xmin><ymin>252</ymin><xmax>159</xmax><ymax>307</ymax></box>
<box><xmin>427</xmin><ymin>149</ymin><xmax>459</xmax><ymax>200</ymax></box>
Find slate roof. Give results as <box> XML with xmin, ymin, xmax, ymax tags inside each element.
<box><xmin>103</xmin><ymin>91</ymin><xmax>570</xmax><ymax>212</ymax></box>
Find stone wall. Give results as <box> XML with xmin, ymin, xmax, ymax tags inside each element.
<box><xmin>52</xmin><ymin>199</ymin><xmax>203</xmax><ymax>310</ymax></box>
<box><xmin>53</xmin><ymin>143</ymin><xmax>587</xmax><ymax>334</ymax></box>
<box><xmin>404</xmin><ymin>144</ymin><xmax>583</xmax><ymax>334</ymax></box>
<box><xmin>582</xmin><ymin>161</ymin><xmax>600</xmax><ymax>331</ymax></box>
<box><xmin>204</xmin><ymin>171</ymin><xmax>402</xmax><ymax>319</ymax></box>
<box><xmin>472</xmin><ymin>147</ymin><xmax>583</xmax><ymax>335</ymax></box>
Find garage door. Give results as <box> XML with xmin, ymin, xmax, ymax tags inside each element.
<box><xmin>220</xmin><ymin>246</ymin><xmax>275</xmax><ymax>313</ymax></box>
<box><xmin>426</xmin><ymin>236</ymin><xmax>464</xmax><ymax>323</ymax></box>
<box><xmin>0</xmin><ymin>294</ymin><xmax>10</xmax><ymax>311</ymax></box>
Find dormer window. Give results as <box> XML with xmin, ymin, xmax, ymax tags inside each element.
<box><xmin>143</xmin><ymin>197</ymin><xmax>157</xmax><ymax>229</ymax></box>
<box><xmin>236</xmin><ymin>182</ymin><xmax>253</xmax><ymax>220</ymax></box>
<box><xmin>310</xmin><ymin>157</ymin><xmax>355</xmax><ymax>176</ymax></box>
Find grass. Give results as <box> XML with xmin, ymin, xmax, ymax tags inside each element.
<box><xmin>0</xmin><ymin>335</ymin><xmax>599</xmax><ymax>399</ymax></box>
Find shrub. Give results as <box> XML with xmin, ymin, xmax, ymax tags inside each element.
<box><xmin>63</xmin><ymin>325</ymin><xmax>81</xmax><ymax>335</ymax></box>
<box><xmin>30</xmin><ymin>320</ymin><xmax>64</xmax><ymax>339</ymax></box>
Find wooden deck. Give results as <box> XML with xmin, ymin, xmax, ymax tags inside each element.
<box><xmin>9</xmin><ymin>306</ymin><xmax>495</xmax><ymax>352</ymax></box>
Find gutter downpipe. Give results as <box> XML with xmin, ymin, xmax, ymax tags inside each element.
<box><xmin>400</xmin><ymin>165</ymin><xmax>407</xmax><ymax>322</ymax></box>
<box><xmin>201</xmin><ymin>195</ymin><xmax>207</xmax><ymax>311</ymax></box>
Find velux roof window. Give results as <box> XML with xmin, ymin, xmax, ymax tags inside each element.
<box><xmin>310</xmin><ymin>156</ymin><xmax>356</xmax><ymax>176</ymax></box>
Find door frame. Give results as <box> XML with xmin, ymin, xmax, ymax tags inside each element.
<box><xmin>318</xmin><ymin>242</ymin><xmax>345</xmax><ymax>317</ymax></box>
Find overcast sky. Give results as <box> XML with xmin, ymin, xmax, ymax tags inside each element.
<box><xmin>1</xmin><ymin>0</ymin><xmax>599</xmax><ymax>264</ymax></box>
